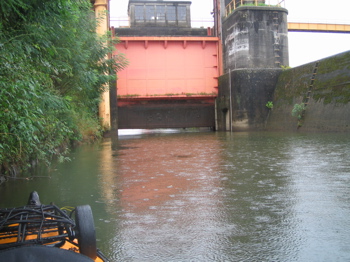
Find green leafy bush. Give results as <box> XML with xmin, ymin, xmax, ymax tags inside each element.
<box><xmin>291</xmin><ymin>103</ymin><xmax>305</xmax><ymax>120</ymax></box>
<box><xmin>0</xmin><ymin>0</ymin><xmax>127</xmax><ymax>176</ymax></box>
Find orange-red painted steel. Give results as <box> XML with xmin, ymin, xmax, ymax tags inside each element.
<box><xmin>115</xmin><ymin>37</ymin><xmax>220</xmax><ymax>98</ymax></box>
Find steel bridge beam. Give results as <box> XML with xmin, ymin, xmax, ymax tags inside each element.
<box><xmin>288</xmin><ymin>22</ymin><xmax>350</xmax><ymax>33</ymax></box>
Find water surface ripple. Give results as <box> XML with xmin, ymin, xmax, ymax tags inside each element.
<box><xmin>1</xmin><ymin>131</ymin><xmax>350</xmax><ymax>261</ymax></box>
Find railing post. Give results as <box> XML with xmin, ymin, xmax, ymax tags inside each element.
<box><xmin>255</xmin><ymin>0</ymin><xmax>257</xmax><ymax>6</ymax></box>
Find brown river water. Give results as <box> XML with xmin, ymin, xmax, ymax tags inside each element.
<box><xmin>1</xmin><ymin>130</ymin><xmax>350</xmax><ymax>261</ymax></box>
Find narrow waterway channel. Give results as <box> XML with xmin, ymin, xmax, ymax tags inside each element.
<box><xmin>1</xmin><ymin>131</ymin><xmax>350</xmax><ymax>261</ymax></box>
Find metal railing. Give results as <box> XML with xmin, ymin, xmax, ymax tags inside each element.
<box><xmin>225</xmin><ymin>0</ymin><xmax>286</xmax><ymax>17</ymax></box>
<box><xmin>110</xmin><ymin>17</ymin><xmax>215</xmax><ymax>29</ymax></box>
<box><xmin>110</xmin><ymin>17</ymin><xmax>129</xmax><ymax>28</ymax></box>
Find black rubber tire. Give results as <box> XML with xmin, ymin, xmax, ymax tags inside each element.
<box><xmin>75</xmin><ymin>205</ymin><xmax>97</xmax><ymax>260</ymax></box>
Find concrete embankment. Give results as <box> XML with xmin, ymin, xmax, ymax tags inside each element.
<box><xmin>266</xmin><ymin>51</ymin><xmax>350</xmax><ymax>132</ymax></box>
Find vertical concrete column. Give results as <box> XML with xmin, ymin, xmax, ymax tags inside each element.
<box><xmin>216</xmin><ymin>5</ymin><xmax>289</xmax><ymax>131</ymax></box>
<box><xmin>222</xmin><ymin>6</ymin><xmax>289</xmax><ymax>72</ymax></box>
<box><xmin>94</xmin><ymin>0</ymin><xmax>111</xmax><ymax>128</ymax></box>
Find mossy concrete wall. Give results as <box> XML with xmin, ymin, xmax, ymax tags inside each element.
<box><xmin>266</xmin><ymin>51</ymin><xmax>350</xmax><ymax>132</ymax></box>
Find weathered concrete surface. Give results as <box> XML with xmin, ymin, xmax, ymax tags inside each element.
<box><xmin>118</xmin><ymin>98</ymin><xmax>215</xmax><ymax>129</ymax></box>
<box><xmin>266</xmin><ymin>51</ymin><xmax>350</xmax><ymax>132</ymax></box>
<box><xmin>217</xmin><ymin>69</ymin><xmax>281</xmax><ymax>131</ymax></box>
<box><xmin>216</xmin><ymin>73</ymin><xmax>231</xmax><ymax>131</ymax></box>
<box><xmin>222</xmin><ymin>6</ymin><xmax>289</xmax><ymax>72</ymax></box>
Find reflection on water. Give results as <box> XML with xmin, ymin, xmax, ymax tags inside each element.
<box><xmin>1</xmin><ymin>131</ymin><xmax>350</xmax><ymax>261</ymax></box>
<box><xmin>101</xmin><ymin>132</ymin><xmax>224</xmax><ymax>261</ymax></box>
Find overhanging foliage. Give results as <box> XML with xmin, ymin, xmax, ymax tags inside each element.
<box><xmin>0</xmin><ymin>0</ymin><xmax>127</xmax><ymax>176</ymax></box>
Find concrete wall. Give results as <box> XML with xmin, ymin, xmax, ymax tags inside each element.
<box><xmin>266</xmin><ymin>51</ymin><xmax>350</xmax><ymax>132</ymax></box>
<box><xmin>222</xmin><ymin>6</ymin><xmax>289</xmax><ymax>72</ymax></box>
<box><xmin>216</xmin><ymin>69</ymin><xmax>281</xmax><ymax>131</ymax></box>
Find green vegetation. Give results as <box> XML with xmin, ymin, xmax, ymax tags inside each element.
<box><xmin>273</xmin><ymin>63</ymin><xmax>314</xmax><ymax>104</ymax></box>
<box><xmin>266</xmin><ymin>101</ymin><xmax>274</xmax><ymax>109</ymax></box>
<box><xmin>291</xmin><ymin>103</ymin><xmax>305</xmax><ymax>120</ymax></box>
<box><xmin>280</xmin><ymin>65</ymin><xmax>291</xmax><ymax>70</ymax></box>
<box><xmin>0</xmin><ymin>0</ymin><xmax>127</xmax><ymax>176</ymax></box>
<box><xmin>291</xmin><ymin>103</ymin><xmax>306</xmax><ymax>127</ymax></box>
<box><xmin>117</xmin><ymin>94</ymin><xmax>141</xmax><ymax>98</ymax></box>
<box><xmin>242</xmin><ymin>3</ymin><xmax>269</xmax><ymax>7</ymax></box>
<box><xmin>257</xmin><ymin>3</ymin><xmax>269</xmax><ymax>6</ymax></box>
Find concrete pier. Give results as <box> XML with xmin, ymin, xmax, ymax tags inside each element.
<box><xmin>216</xmin><ymin>5</ymin><xmax>289</xmax><ymax>131</ymax></box>
<box><xmin>222</xmin><ymin>6</ymin><xmax>289</xmax><ymax>71</ymax></box>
